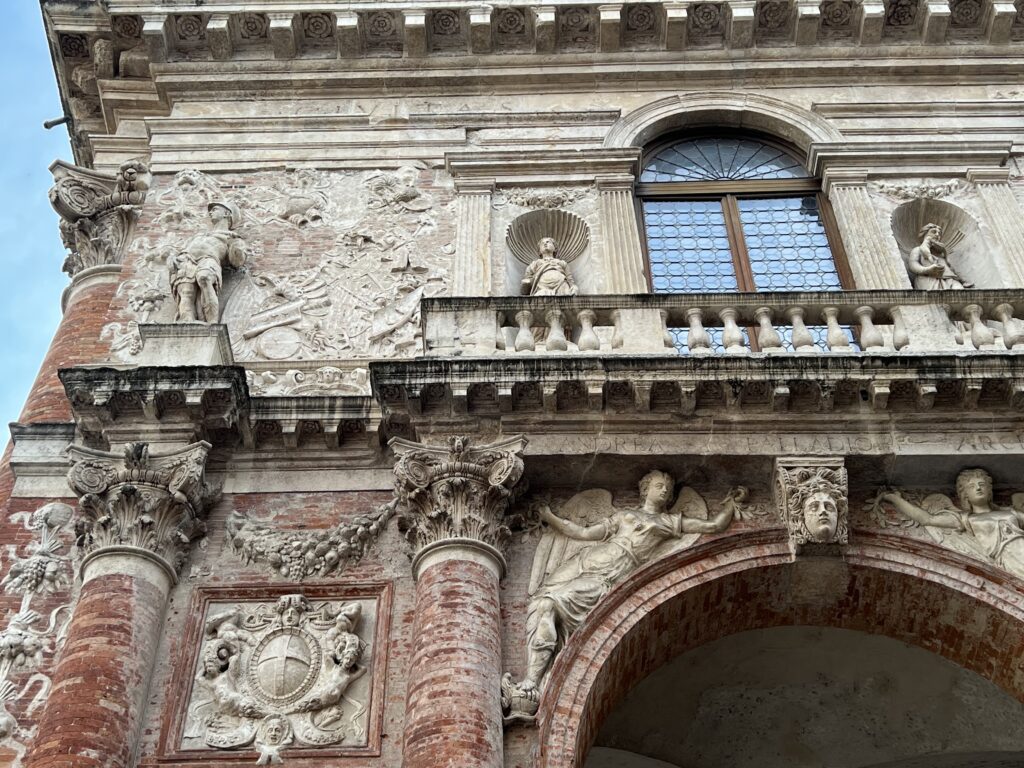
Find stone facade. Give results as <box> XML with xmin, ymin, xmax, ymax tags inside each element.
<box><xmin>4</xmin><ymin>0</ymin><xmax>1024</xmax><ymax>765</ymax></box>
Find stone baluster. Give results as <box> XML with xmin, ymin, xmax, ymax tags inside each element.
<box><xmin>966</xmin><ymin>169</ymin><xmax>1024</xmax><ymax>286</ymax></box>
<box><xmin>514</xmin><ymin>309</ymin><xmax>535</xmax><ymax>352</ymax></box>
<box><xmin>577</xmin><ymin>309</ymin><xmax>600</xmax><ymax>351</ymax></box>
<box><xmin>392</xmin><ymin>436</ymin><xmax>527</xmax><ymax>768</ymax></box>
<box><xmin>25</xmin><ymin>442</ymin><xmax>216</xmax><ymax>768</ymax></box>
<box><xmin>854</xmin><ymin>305</ymin><xmax>885</xmax><ymax>351</ymax></box>
<box><xmin>822</xmin><ymin>170</ymin><xmax>910</xmax><ymax>289</ymax></box>
<box><xmin>660</xmin><ymin>309</ymin><xmax>674</xmax><ymax>349</ymax></box>
<box><xmin>822</xmin><ymin>306</ymin><xmax>852</xmax><ymax>352</ymax></box>
<box><xmin>610</xmin><ymin>309</ymin><xmax>624</xmax><ymax>349</ymax></box>
<box><xmin>785</xmin><ymin>306</ymin><xmax>816</xmax><ymax>352</ymax></box>
<box><xmin>962</xmin><ymin>304</ymin><xmax>996</xmax><ymax>350</ymax></box>
<box><xmin>596</xmin><ymin>174</ymin><xmax>649</xmax><ymax>293</ymax></box>
<box><xmin>719</xmin><ymin>308</ymin><xmax>747</xmax><ymax>354</ymax></box>
<box><xmin>495</xmin><ymin>313</ymin><xmax>506</xmax><ymax>351</ymax></box>
<box><xmin>993</xmin><ymin>303</ymin><xmax>1024</xmax><ymax>349</ymax></box>
<box><xmin>754</xmin><ymin>306</ymin><xmax>783</xmax><ymax>352</ymax></box>
<box><xmin>892</xmin><ymin>310</ymin><xmax>910</xmax><ymax>350</ymax></box>
<box><xmin>545</xmin><ymin>309</ymin><xmax>568</xmax><ymax>352</ymax></box>
<box><xmin>452</xmin><ymin>180</ymin><xmax>496</xmax><ymax>296</ymax></box>
<box><xmin>686</xmin><ymin>308</ymin><xmax>711</xmax><ymax>354</ymax></box>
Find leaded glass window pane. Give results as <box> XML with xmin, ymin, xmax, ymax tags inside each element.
<box><xmin>640</xmin><ymin>137</ymin><xmax>810</xmax><ymax>183</ymax></box>
<box><xmin>643</xmin><ymin>200</ymin><xmax>739</xmax><ymax>293</ymax></box>
<box><xmin>738</xmin><ymin>197</ymin><xmax>842</xmax><ymax>292</ymax></box>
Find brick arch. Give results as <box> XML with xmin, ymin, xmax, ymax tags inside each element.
<box><xmin>535</xmin><ymin>529</ymin><xmax>1024</xmax><ymax>768</ymax></box>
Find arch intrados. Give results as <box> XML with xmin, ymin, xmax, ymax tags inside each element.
<box><xmin>535</xmin><ymin>529</ymin><xmax>1024</xmax><ymax>768</ymax></box>
<box><xmin>603</xmin><ymin>93</ymin><xmax>843</xmax><ymax>155</ymax></box>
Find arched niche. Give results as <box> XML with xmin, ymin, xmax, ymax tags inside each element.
<box><xmin>505</xmin><ymin>208</ymin><xmax>590</xmax><ymax>295</ymax></box>
<box><xmin>534</xmin><ymin>530</ymin><xmax>1024</xmax><ymax>768</ymax></box>
<box><xmin>891</xmin><ymin>198</ymin><xmax>994</xmax><ymax>288</ymax></box>
<box><xmin>602</xmin><ymin>93</ymin><xmax>842</xmax><ymax>156</ymax></box>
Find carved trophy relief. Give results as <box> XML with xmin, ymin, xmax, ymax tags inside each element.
<box><xmin>183</xmin><ymin>595</ymin><xmax>377</xmax><ymax>763</ymax></box>
<box><xmin>116</xmin><ymin>166</ymin><xmax>454</xmax><ymax>366</ymax></box>
<box><xmin>868</xmin><ymin>469</ymin><xmax>1024</xmax><ymax>579</ymax></box>
<box><xmin>502</xmin><ymin>472</ymin><xmax>746</xmax><ymax>723</ymax></box>
<box><xmin>0</xmin><ymin>503</ymin><xmax>76</xmax><ymax>752</ymax></box>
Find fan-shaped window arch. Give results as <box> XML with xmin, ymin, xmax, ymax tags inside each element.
<box><xmin>638</xmin><ymin>133</ymin><xmax>852</xmax><ymax>297</ymax></box>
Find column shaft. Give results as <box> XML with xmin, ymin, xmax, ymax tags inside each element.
<box><xmin>405</xmin><ymin>553</ymin><xmax>503</xmax><ymax>768</ymax></box>
<box><xmin>597</xmin><ymin>176</ymin><xmax>648</xmax><ymax>293</ymax></box>
<box><xmin>19</xmin><ymin>269</ymin><xmax>120</xmax><ymax>424</ymax></box>
<box><xmin>24</xmin><ymin>560</ymin><xmax>170</xmax><ymax>768</ymax></box>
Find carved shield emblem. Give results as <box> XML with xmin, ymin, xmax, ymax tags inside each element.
<box><xmin>251</xmin><ymin>628</ymin><xmax>321</xmax><ymax>703</ymax></box>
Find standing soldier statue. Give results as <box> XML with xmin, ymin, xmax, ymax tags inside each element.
<box><xmin>169</xmin><ymin>201</ymin><xmax>248</xmax><ymax>323</ymax></box>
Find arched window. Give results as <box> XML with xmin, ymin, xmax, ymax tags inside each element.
<box><xmin>639</xmin><ymin>134</ymin><xmax>853</xmax><ymax>294</ymax></box>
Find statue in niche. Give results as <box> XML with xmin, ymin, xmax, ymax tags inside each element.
<box><xmin>906</xmin><ymin>223</ymin><xmax>971</xmax><ymax>290</ymax></box>
<box><xmin>520</xmin><ymin>237</ymin><xmax>579</xmax><ymax>296</ymax></box>
<box><xmin>501</xmin><ymin>471</ymin><xmax>737</xmax><ymax>722</ymax></box>
<box><xmin>877</xmin><ymin>468</ymin><xmax>1024</xmax><ymax>577</ymax></box>
<box><xmin>169</xmin><ymin>201</ymin><xmax>249</xmax><ymax>322</ymax></box>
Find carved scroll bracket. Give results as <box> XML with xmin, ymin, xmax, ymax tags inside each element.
<box><xmin>49</xmin><ymin>159</ymin><xmax>151</xmax><ymax>279</ymax></box>
<box><xmin>390</xmin><ymin>434</ymin><xmax>527</xmax><ymax>579</ymax></box>
<box><xmin>67</xmin><ymin>440</ymin><xmax>220</xmax><ymax>585</ymax></box>
<box><xmin>773</xmin><ymin>456</ymin><xmax>849</xmax><ymax>555</ymax></box>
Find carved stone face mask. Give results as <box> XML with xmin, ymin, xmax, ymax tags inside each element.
<box><xmin>802</xmin><ymin>491</ymin><xmax>839</xmax><ymax>542</ymax></box>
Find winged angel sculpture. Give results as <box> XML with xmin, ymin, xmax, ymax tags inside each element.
<box><xmin>875</xmin><ymin>468</ymin><xmax>1024</xmax><ymax>577</ymax></box>
<box><xmin>502</xmin><ymin>470</ymin><xmax>739</xmax><ymax>722</ymax></box>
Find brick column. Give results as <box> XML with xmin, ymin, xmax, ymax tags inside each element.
<box><xmin>25</xmin><ymin>441</ymin><xmax>216</xmax><ymax>768</ymax></box>
<box><xmin>392</xmin><ymin>435</ymin><xmax>526</xmax><ymax>768</ymax></box>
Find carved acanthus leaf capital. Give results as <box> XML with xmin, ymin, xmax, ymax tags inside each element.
<box><xmin>67</xmin><ymin>440</ymin><xmax>219</xmax><ymax>580</ymax></box>
<box><xmin>390</xmin><ymin>435</ymin><xmax>527</xmax><ymax>574</ymax></box>
<box><xmin>49</xmin><ymin>159</ymin><xmax>151</xmax><ymax>277</ymax></box>
<box><xmin>774</xmin><ymin>457</ymin><xmax>849</xmax><ymax>551</ymax></box>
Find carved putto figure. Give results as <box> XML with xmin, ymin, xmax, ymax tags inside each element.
<box><xmin>877</xmin><ymin>468</ymin><xmax>1024</xmax><ymax>577</ymax></box>
<box><xmin>520</xmin><ymin>237</ymin><xmax>578</xmax><ymax>296</ymax></box>
<box><xmin>169</xmin><ymin>201</ymin><xmax>249</xmax><ymax>322</ymax></box>
<box><xmin>184</xmin><ymin>595</ymin><xmax>373</xmax><ymax>763</ymax></box>
<box><xmin>906</xmin><ymin>223</ymin><xmax>970</xmax><ymax>290</ymax></box>
<box><xmin>502</xmin><ymin>471</ymin><xmax>736</xmax><ymax>721</ymax></box>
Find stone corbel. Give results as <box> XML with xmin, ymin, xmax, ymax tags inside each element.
<box><xmin>49</xmin><ymin>158</ymin><xmax>151</xmax><ymax>279</ymax></box>
<box><xmin>773</xmin><ymin>457</ymin><xmax>849</xmax><ymax>555</ymax></box>
<box><xmin>67</xmin><ymin>440</ymin><xmax>219</xmax><ymax>584</ymax></box>
<box><xmin>391</xmin><ymin>434</ymin><xmax>527</xmax><ymax>579</ymax></box>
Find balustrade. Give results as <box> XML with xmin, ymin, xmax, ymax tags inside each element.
<box><xmin>421</xmin><ymin>290</ymin><xmax>1024</xmax><ymax>358</ymax></box>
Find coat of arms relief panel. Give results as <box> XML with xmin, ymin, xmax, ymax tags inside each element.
<box><xmin>168</xmin><ymin>584</ymin><xmax>389</xmax><ymax>764</ymax></box>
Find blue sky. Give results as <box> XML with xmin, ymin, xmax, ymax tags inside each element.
<box><xmin>0</xmin><ymin>6</ymin><xmax>73</xmax><ymax>434</ymax></box>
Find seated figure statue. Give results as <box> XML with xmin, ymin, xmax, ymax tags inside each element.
<box><xmin>520</xmin><ymin>237</ymin><xmax>578</xmax><ymax>296</ymax></box>
<box><xmin>906</xmin><ymin>223</ymin><xmax>971</xmax><ymax>290</ymax></box>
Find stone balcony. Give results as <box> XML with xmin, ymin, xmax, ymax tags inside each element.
<box><xmin>421</xmin><ymin>288</ymin><xmax>1024</xmax><ymax>358</ymax></box>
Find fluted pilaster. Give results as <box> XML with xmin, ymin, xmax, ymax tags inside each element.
<box><xmin>453</xmin><ymin>180</ymin><xmax>495</xmax><ymax>296</ymax></box>
<box><xmin>597</xmin><ymin>175</ymin><xmax>649</xmax><ymax>293</ymax></box>
<box><xmin>967</xmin><ymin>169</ymin><xmax>1024</xmax><ymax>286</ymax></box>
<box><xmin>824</xmin><ymin>170</ymin><xmax>909</xmax><ymax>289</ymax></box>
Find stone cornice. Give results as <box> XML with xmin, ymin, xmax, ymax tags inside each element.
<box><xmin>446</xmin><ymin>148</ymin><xmax>639</xmax><ymax>185</ymax></box>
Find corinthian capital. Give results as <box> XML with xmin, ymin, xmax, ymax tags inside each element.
<box><xmin>391</xmin><ymin>435</ymin><xmax>527</xmax><ymax>577</ymax></box>
<box><xmin>49</xmin><ymin>159</ymin><xmax>151</xmax><ymax>277</ymax></box>
<box><xmin>67</xmin><ymin>441</ymin><xmax>219</xmax><ymax>581</ymax></box>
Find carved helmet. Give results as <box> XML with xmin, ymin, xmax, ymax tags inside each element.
<box><xmin>208</xmin><ymin>201</ymin><xmax>241</xmax><ymax>229</ymax></box>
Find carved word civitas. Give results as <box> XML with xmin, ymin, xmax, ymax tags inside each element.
<box><xmin>774</xmin><ymin>459</ymin><xmax>849</xmax><ymax>552</ymax></box>
<box><xmin>49</xmin><ymin>159</ymin><xmax>151</xmax><ymax>277</ymax></box>
<box><xmin>870</xmin><ymin>468</ymin><xmax>1024</xmax><ymax>578</ymax></box>
<box><xmin>182</xmin><ymin>596</ymin><xmax>376</xmax><ymax>763</ymax></box>
<box><xmin>226</xmin><ymin>501</ymin><xmax>396</xmax><ymax>580</ymax></box>
<box><xmin>0</xmin><ymin>503</ymin><xmax>76</xmax><ymax>745</ymax></box>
